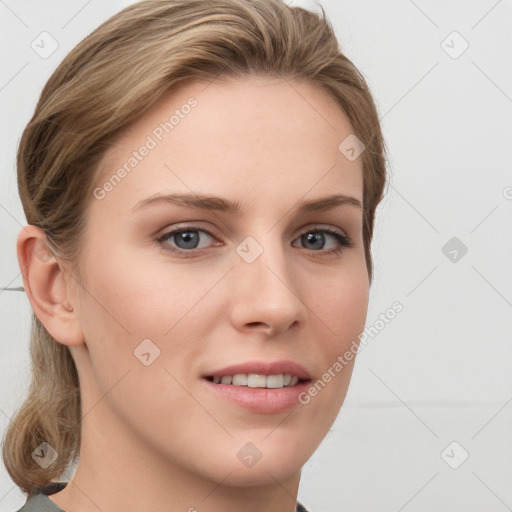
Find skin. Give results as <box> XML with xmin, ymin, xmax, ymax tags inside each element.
<box><xmin>18</xmin><ymin>75</ymin><xmax>369</xmax><ymax>512</ymax></box>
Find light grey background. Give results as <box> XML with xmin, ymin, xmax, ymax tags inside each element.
<box><xmin>1</xmin><ymin>1</ymin><xmax>511</xmax><ymax>511</ymax></box>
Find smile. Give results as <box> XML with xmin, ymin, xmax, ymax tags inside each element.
<box><xmin>205</xmin><ymin>373</ymin><xmax>306</xmax><ymax>388</ymax></box>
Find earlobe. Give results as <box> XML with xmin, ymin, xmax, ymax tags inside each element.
<box><xmin>17</xmin><ymin>225</ymin><xmax>84</xmax><ymax>347</ymax></box>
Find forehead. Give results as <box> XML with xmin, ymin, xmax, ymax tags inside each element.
<box><xmin>93</xmin><ymin>75</ymin><xmax>363</xmax><ymax>215</ymax></box>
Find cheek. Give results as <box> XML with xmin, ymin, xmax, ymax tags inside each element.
<box><xmin>76</xmin><ymin>247</ymin><xmax>227</xmax><ymax>391</ymax></box>
<box><xmin>310</xmin><ymin>264</ymin><xmax>369</xmax><ymax>354</ymax></box>
<box><xmin>80</xmin><ymin>245</ymin><xmax>202</xmax><ymax>339</ymax></box>
<box><xmin>74</xmin><ymin>250</ymin><xmax>206</xmax><ymax>415</ymax></box>
<box><xmin>294</xmin><ymin>268</ymin><xmax>368</xmax><ymax>448</ymax></box>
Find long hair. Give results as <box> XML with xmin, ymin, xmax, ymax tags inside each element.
<box><xmin>2</xmin><ymin>0</ymin><xmax>387</xmax><ymax>495</ymax></box>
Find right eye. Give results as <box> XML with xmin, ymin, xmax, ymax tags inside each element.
<box><xmin>156</xmin><ymin>227</ymin><xmax>219</xmax><ymax>256</ymax></box>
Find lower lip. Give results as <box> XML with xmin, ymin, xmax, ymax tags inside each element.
<box><xmin>202</xmin><ymin>378</ymin><xmax>311</xmax><ymax>414</ymax></box>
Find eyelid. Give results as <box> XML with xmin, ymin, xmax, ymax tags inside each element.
<box><xmin>155</xmin><ymin>221</ymin><xmax>217</xmax><ymax>238</ymax></box>
<box><xmin>301</xmin><ymin>223</ymin><xmax>348</xmax><ymax>238</ymax></box>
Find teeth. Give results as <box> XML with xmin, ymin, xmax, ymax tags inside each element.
<box><xmin>263</xmin><ymin>374</ymin><xmax>283</xmax><ymax>388</ymax></box>
<box><xmin>233</xmin><ymin>374</ymin><xmax>248</xmax><ymax>386</ymax></box>
<box><xmin>211</xmin><ymin>373</ymin><xmax>301</xmax><ymax>388</ymax></box>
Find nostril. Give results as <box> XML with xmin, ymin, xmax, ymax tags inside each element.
<box><xmin>247</xmin><ymin>322</ymin><xmax>269</xmax><ymax>328</ymax></box>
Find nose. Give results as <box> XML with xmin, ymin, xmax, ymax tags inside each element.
<box><xmin>229</xmin><ymin>237</ymin><xmax>308</xmax><ymax>337</ymax></box>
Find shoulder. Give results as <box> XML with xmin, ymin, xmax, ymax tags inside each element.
<box><xmin>15</xmin><ymin>493</ymin><xmax>63</xmax><ymax>512</ymax></box>
<box><xmin>15</xmin><ymin>482</ymin><xmax>68</xmax><ymax>512</ymax></box>
<box><xmin>296</xmin><ymin>501</ymin><xmax>310</xmax><ymax>512</ymax></box>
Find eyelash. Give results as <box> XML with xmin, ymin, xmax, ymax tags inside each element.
<box><xmin>156</xmin><ymin>225</ymin><xmax>354</xmax><ymax>258</ymax></box>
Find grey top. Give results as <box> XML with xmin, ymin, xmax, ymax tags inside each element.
<box><xmin>16</xmin><ymin>481</ymin><xmax>310</xmax><ymax>512</ymax></box>
<box><xmin>15</xmin><ymin>482</ymin><xmax>66</xmax><ymax>512</ymax></box>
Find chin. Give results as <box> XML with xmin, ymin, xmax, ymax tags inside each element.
<box><xmin>177</xmin><ymin>437</ymin><xmax>309</xmax><ymax>488</ymax></box>
<box><xmin>216</xmin><ymin>460</ymin><xmax>304</xmax><ymax>488</ymax></box>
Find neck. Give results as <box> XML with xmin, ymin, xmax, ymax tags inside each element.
<box><xmin>48</xmin><ymin>382</ymin><xmax>302</xmax><ymax>512</ymax></box>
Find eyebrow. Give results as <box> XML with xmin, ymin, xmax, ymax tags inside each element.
<box><xmin>132</xmin><ymin>192</ymin><xmax>363</xmax><ymax>215</ymax></box>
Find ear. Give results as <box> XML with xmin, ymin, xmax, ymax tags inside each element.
<box><xmin>17</xmin><ymin>225</ymin><xmax>84</xmax><ymax>347</ymax></box>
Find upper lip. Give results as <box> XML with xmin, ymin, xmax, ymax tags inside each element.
<box><xmin>203</xmin><ymin>360</ymin><xmax>311</xmax><ymax>380</ymax></box>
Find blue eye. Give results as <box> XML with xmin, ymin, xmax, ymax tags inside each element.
<box><xmin>293</xmin><ymin>228</ymin><xmax>353</xmax><ymax>253</ymax></box>
<box><xmin>156</xmin><ymin>226</ymin><xmax>353</xmax><ymax>257</ymax></box>
<box><xmin>157</xmin><ymin>228</ymin><xmax>215</xmax><ymax>254</ymax></box>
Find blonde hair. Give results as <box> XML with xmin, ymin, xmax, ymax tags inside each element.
<box><xmin>2</xmin><ymin>0</ymin><xmax>387</xmax><ymax>495</ymax></box>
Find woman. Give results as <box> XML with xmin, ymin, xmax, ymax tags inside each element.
<box><xmin>3</xmin><ymin>0</ymin><xmax>387</xmax><ymax>511</ymax></box>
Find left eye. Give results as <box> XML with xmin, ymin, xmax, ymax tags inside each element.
<box><xmin>292</xmin><ymin>228</ymin><xmax>352</xmax><ymax>253</ymax></box>
<box><xmin>157</xmin><ymin>226</ymin><xmax>352</xmax><ymax>256</ymax></box>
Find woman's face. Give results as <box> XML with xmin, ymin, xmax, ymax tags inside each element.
<box><xmin>69</xmin><ymin>75</ymin><xmax>369</xmax><ymax>485</ymax></box>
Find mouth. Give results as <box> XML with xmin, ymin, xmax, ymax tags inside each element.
<box><xmin>203</xmin><ymin>374</ymin><xmax>311</xmax><ymax>389</ymax></box>
<box><xmin>201</xmin><ymin>359</ymin><xmax>312</xmax><ymax>389</ymax></box>
<box><xmin>201</xmin><ymin>373</ymin><xmax>313</xmax><ymax>413</ymax></box>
